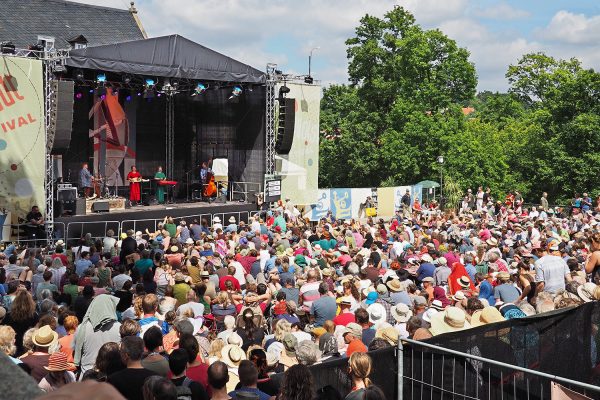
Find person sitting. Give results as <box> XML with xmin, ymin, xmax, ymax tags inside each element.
<box><xmin>228</xmin><ymin>360</ymin><xmax>271</xmax><ymax>400</ymax></box>
<box><xmin>107</xmin><ymin>336</ymin><xmax>157</xmax><ymax>400</ymax></box>
<box><xmin>169</xmin><ymin>348</ymin><xmax>209</xmax><ymax>400</ymax></box>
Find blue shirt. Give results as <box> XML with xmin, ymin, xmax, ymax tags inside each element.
<box><xmin>79</xmin><ymin>168</ymin><xmax>92</xmax><ymax>187</ymax></box>
<box><xmin>465</xmin><ymin>263</ymin><xmax>477</xmax><ymax>283</ymax></box>
<box><xmin>416</xmin><ymin>263</ymin><xmax>435</xmax><ymax>281</ymax></box>
<box><xmin>229</xmin><ymin>387</ymin><xmax>271</xmax><ymax>400</ymax></box>
<box><xmin>75</xmin><ymin>258</ymin><xmax>93</xmax><ymax>277</ymax></box>
<box><xmin>310</xmin><ymin>296</ymin><xmax>337</xmax><ymax>327</ymax></box>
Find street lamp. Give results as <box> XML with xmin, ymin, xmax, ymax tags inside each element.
<box><xmin>308</xmin><ymin>46</ymin><xmax>320</xmax><ymax>78</ymax></box>
<box><xmin>437</xmin><ymin>155</ymin><xmax>445</xmax><ymax>208</ymax></box>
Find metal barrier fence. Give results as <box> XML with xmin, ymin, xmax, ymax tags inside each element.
<box><xmin>399</xmin><ymin>337</ymin><xmax>600</xmax><ymax>400</ymax></box>
<box><xmin>229</xmin><ymin>181</ymin><xmax>262</xmax><ymax>202</ymax></box>
<box><xmin>2</xmin><ymin>210</ymin><xmax>260</xmax><ymax>246</ymax></box>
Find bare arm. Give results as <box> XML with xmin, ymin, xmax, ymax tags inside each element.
<box><xmin>585</xmin><ymin>252</ymin><xmax>600</xmax><ymax>274</ymax></box>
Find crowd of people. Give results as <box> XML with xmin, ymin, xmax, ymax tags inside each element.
<box><xmin>1</xmin><ymin>193</ymin><xmax>600</xmax><ymax>400</ymax></box>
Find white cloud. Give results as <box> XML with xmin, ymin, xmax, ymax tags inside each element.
<box><xmin>471</xmin><ymin>3</ymin><xmax>530</xmax><ymax>20</ymax></box>
<box><xmin>536</xmin><ymin>10</ymin><xmax>600</xmax><ymax>45</ymax></box>
<box><xmin>399</xmin><ymin>0</ymin><xmax>469</xmax><ymax>25</ymax></box>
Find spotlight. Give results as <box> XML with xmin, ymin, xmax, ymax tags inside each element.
<box><xmin>126</xmin><ymin>95</ymin><xmax>132</xmax><ymax>102</ymax></box>
<box><xmin>89</xmin><ymin>89</ymin><xmax>94</xmax><ymax>93</ymax></box>
<box><xmin>75</xmin><ymin>92</ymin><xmax>83</xmax><ymax>99</ymax></box>
<box><xmin>96</xmin><ymin>73</ymin><xmax>106</xmax><ymax>83</ymax></box>
<box><xmin>143</xmin><ymin>78</ymin><xmax>155</xmax><ymax>99</ymax></box>
<box><xmin>279</xmin><ymin>85</ymin><xmax>290</xmax><ymax>97</ymax></box>
<box><xmin>227</xmin><ymin>86</ymin><xmax>242</xmax><ymax>100</ymax></box>
<box><xmin>157</xmin><ymin>93</ymin><xmax>162</xmax><ymax>97</ymax></box>
<box><xmin>304</xmin><ymin>76</ymin><xmax>314</xmax><ymax>84</ymax></box>
<box><xmin>191</xmin><ymin>83</ymin><xmax>207</xmax><ymax>96</ymax></box>
<box><xmin>74</xmin><ymin>69</ymin><xmax>85</xmax><ymax>82</ymax></box>
<box><xmin>54</xmin><ymin>64</ymin><xmax>67</xmax><ymax>74</ymax></box>
<box><xmin>122</xmin><ymin>74</ymin><xmax>133</xmax><ymax>85</ymax></box>
<box><xmin>0</xmin><ymin>41</ymin><xmax>16</xmax><ymax>54</ymax></box>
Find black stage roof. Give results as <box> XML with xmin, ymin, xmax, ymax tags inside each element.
<box><xmin>66</xmin><ymin>34</ymin><xmax>266</xmax><ymax>84</ymax></box>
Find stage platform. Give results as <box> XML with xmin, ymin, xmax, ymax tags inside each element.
<box><xmin>54</xmin><ymin>200</ymin><xmax>257</xmax><ymax>244</ymax></box>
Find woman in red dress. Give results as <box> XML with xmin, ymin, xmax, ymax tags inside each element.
<box><xmin>126</xmin><ymin>166</ymin><xmax>142</xmax><ymax>205</ymax></box>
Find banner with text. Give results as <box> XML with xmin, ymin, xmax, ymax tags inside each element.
<box><xmin>0</xmin><ymin>56</ymin><xmax>45</xmax><ymax>218</ymax></box>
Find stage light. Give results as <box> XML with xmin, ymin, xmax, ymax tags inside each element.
<box><xmin>143</xmin><ymin>78</ymin><xmax>155</xmax><ymax>99</ymax></box>
<box><xmin>100</xmin><ymin>94</ymin><xmax>106</xmax><ymax>100</ymax></box>
<box><xmin>75</xmin><ymin>92</ymin><xmax>83</xmax><ymax>99</ymax></box>
<box><xmin>0</xmin><ymin>41</ymin><xmax>16</xmax><ymax>54</ymax></box>
<box><xmin>122</xmin><ymin>74</ymin><xmax>133</xmax><ymax>84</ymax></box>
<box><xmin>89</xmin><ymin>89</ymin><xmax>94</xmax><ymax>93</ymax></box>
<box><xmin>137</xmin><ymin>92</ymin><xmax>142</xmax><ymax>96</ymax></box>
<box><xmin>145</xmin><ymin>78</ymin><xmax>155</xmax><ymax>86</ymax></box>
<box><xmin>232</xmin><ymin>86</ymin><xmax>242</xmax><ymax>96</ymax></box>
<box><xmin>74</xmin><ymin>69</ymin><xmax>85</xmax><ymax>82</ymax></box>
<box><xmin>96</xmin><ymin>73</ymin><xmax>106</xmax><ymax>83</ymax></box>
<box><xmin>112</xmin><ymin>89</ymin><xmax>118</xmax><ymax>96</ymax></box>
<box><xmin>279</xmin><ymin>85</ymin><xmax>290</xmax><ymax>97</ymax></box>
<box><xmin>157</xmin><ymin>93</ymin><xmax>162</xmax><ymax>97</ymax></box>
<box><xmin>192</xmin><ymin>83</ymin><xmax>207</xmax><ymax>96</ymax></box>
<box><xmin>126</xmin><ymin>95</ymin><xmax>132</xmax><ymax>102</ymax></box>
<box><xmin>304</xmin><ymin>76</ymin><xmax>314</xmax><ymax>84</ymax></box>
<box><xmin>54</xmin><ymin>64</ymin><xmax>67</xmax><ymax>74</ymax></box>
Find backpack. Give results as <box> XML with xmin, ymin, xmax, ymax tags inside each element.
<box><xmin>475</xmin><ymin>262</ymin><xmax>489</xmax><ymax>275</ymax></box>
<box><xmin>175</xmin><ymin>377</ymin><xmax>193</xmax><ymax>400</ymax></box>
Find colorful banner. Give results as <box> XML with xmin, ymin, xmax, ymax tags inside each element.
<box><xmin>0</xmin><ymin>56</ymin><xmax>45</xmax><ymax>217</ymax></box>
<box><xmin>351</xmin><ymin>188</ymin><xmax>373</xmax><ymax>219</ymax></box>
<box><xmin>311</xmin><ymin>189</ymin><xmax>331</xmax><ymax>221</ymax></box>
<box><xmin>330</xmin><ymin>188</ymin><xmax>352</xmax><ymax>219</ymax></box>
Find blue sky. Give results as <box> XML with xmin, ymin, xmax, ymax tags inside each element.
<box><xmin>74</xmin><ymin>0</ymin><xmax>600</xmax><ymax>91</ymax></box>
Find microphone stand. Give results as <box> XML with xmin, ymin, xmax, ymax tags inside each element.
<box><xmin>184</xmin><ymin>166</ymin><xmax>198</xmax><ymax>203</ymax></box>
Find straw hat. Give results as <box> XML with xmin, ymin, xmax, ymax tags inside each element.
<box><xmin>391</xmin><ymin>303</ymin><xmax>413</xmax><ymax>323</ymax></box>
<box><xmin>227</xmin><ymin>332</ymin><xmax>243</xmax><ymax>346</ymax></box>
<box><xmin>321</xmin><ymin>268</ymin><xmax>333</xmax><ymax>277</ymax></box>
<box><xmin>173</xmin><ymin>272</ymin><xmax>186</xmax><ymax>282</ymax></box>
<box><xmin>387</xmin><ymin>279</ymin><xmax>404</xmax><ymax>292</ymax></box>
<box><xmin>375</xmin><ymin>326</ymin><xmax>399</xmax><ymax>346</ymax></box>
<box><xmin>577</xmin><ymin>282</ymin><xmax>598</xmax><ymax>303</ymax></box>
<box><xmin>342</xmin><ymin>323</ymin><xmax>362</xmax><ymax>338</ymax></box>
<box><xmin>170</xmin><ymin>245</ymin><xmax>179</xmax><ymax>253</ymax></box>
<box><xmin>44</xmin><ymin>352</ymin><xmax>69</xmax><ymax>372</ymax></box>
<box><xmin>486</xmin><ymin>238</ymin><xmax>498</xmax><ymax>246</ymax></box>
<box><xmin>471</xmin><ymin>306</ymin><xmax>505</xmax><ymax>327</ymax></box>
<box><xmin>429</xmin><ymin>299</ymin><xmax>445</xmax><ymax>311</ymax></box>
<box><xmin>429</xmin><ymin>307</ymin><xmax>471</xmax><ymax>336</ymax></box>
<box><xmin>32</xmin><ymin>325</ymin><xmax>58</xmax><ymax>348</ymax></box>
<box><xmin>452</xmin><ymin>291</ymin><xmax>466</xmax><ymax>302</ymax></box>
<box><xmin>221</xmin><ymin>345</ymin><xmax>246</xmax><ymax>368</ymax></box>
<box><xmin>456</xmin><ymin>276</ymin><xmax>471</xmax><ymax>289</ymax></box>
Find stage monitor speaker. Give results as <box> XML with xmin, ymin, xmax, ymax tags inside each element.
<box><xmin>57</xmin><ymin>187</ymin><xmax>77</xmax><ymax>203</ymax></box>
<box><xmin>75</xmin><ymin>198</ymin><xmax>87</xmax><ymax>216</ymax></box>
<box><xmin>92</xmin><ymin>201</ymin><xmax>110</xmax><ymax>213</ymax></box>
<box><xmin>50</xmin><ymin>81</ymin><xmax>74</xmax><ymax>152</ymax></box>
<box><xmin>275</xmin><ymin>98</ymin><xmax>296</xmax><ymax>154</ymax></box>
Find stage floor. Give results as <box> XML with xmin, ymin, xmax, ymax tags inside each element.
<box><xmin>54</xmin><ymin>200</ymin><xmax>257</xmax><ymax>243</ymax></box>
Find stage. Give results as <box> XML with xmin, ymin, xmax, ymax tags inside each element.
<box><xmin>54</xmin><ymin>199</ymin><xmax>258</xmax><ymax>244</ymax></box>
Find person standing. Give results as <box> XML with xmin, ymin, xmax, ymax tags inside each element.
<box><xmin>126</xmin><ymin>166</ymin><xmax>142</xmax><ymax>206</ymax></box>
<box><xmin>401</xmin><ymin>189</ymin><xmax>411</xmax><ymax>218</ymax></box>
<box><xmin>540</xmin><ymin>192</ymin><xmax>549</xmax><ymax>212</ymax></box>
<box><xmin>476</xmin><ymin>187</ymin><xmax>484</xmax><ymax>211</ymax></box>
<box><xmin>154</xmin><ymin>166</ymin><xmax>167</xmax><ymax>204</ymax></box>
<box><xmin>79</xmin><ymin>162</ymin><xmax>93</xmax><ymax>198</ymax></box>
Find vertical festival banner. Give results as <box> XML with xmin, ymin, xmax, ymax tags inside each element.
<box><xmin>0</xmin><ymin>56</ymin><xmax>45</xmax><ymax>218</ymax></box>
<box><xmin>311</xmin><ymin>189</ymin><xmax>330</xmax><ymax>221</ymax></box>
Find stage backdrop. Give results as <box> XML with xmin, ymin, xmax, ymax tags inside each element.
<box><xmin>277</xmin><ymin>82</ymin><xmax>320</xmax><ymax>205</ymax></box>
<box><xmin>0</xmin><ymin>56</ymin><xmax>45</xmax><ymax>218</ymax></box>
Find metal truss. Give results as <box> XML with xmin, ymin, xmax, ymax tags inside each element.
<box><xmin>265</xmin><ymin>63</ymin><xmax>277</xmax><ymax>175</ymax></box>
<box><xmin>7</xmin><ymin>48</ymin><xmax>69</xmax><ymax>244</ymax></box>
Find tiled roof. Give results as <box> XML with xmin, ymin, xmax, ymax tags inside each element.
<box><xmin>0</xmin><ymin>0</ymin><xmax>144</xmax><ymax>49</ymax></box>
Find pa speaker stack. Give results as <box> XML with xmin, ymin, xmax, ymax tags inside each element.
<box><xmin>275</xmin><ymin>98</ymin><xmax>296</xmax><ymax>154</ymax></box>
<box><xmin>49</xmin><ymin>81</ymin><xmax>74</xmax><ymax>152</ymax></box>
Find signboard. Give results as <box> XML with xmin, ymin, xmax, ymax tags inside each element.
<box><xmin>264</xmin><ymin>177</ymin><xmax>282</xmax><ymax>202</ymax></box>
<box><xmin>0</xmin><ymin>56</ymin><xmax>45</xmax><ymax>217</ymax></box>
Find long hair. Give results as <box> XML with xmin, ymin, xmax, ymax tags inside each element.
<box><xmin>349</xmin><ymin>352</ymin><xmax>372</xmax><ymax>387</ymax></box>
<box><xmin>95</xmin><ymin>342</ymin><xmax>125</xmax><ymax>378</ymax></box>
<box><xmin>280</xmin><ymin>364</ymin><xmax>315</xmax><ymax>400</ymax></box>
<box><xmin>10</xmin><ymin>290</ymin><xmax>36</xmax><ymax>322</ymax></box>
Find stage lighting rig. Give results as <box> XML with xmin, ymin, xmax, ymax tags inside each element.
<box><xmin>279</xmin><ymin>84</ymin><xmax>290</xmax><ymax>97</ymax></box>
<box><xmin>0</xmin><ymin>41</ymin><xmax>16</xmax><ymax>54</ymax></box>
<box><xmin>144</xmin><ymin>78</ymin><xmax>156</xmax><ymax>99</ymax></box>
<box><xmin>191</xmin><ymin>83</ymin><xmax>207</xmax><ymax>96</ymax></box>
<box><xmin>228</xmin><ymin>86</ymin><xmax>242</xmax><ymax>100</ymax></box>
<box><xmin>95</xmin><ymin>73</ymin><xmax>107</xmax><ymax>97</ymax></box>
<box><xmin>159</xmin><ymin>78</ymin><xmax>180</xmax><ymax>96</ymax></box>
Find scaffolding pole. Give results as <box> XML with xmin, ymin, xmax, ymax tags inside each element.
<box><xmin>265</xmin><ymin>63</ymin><xmax>277</xmax><ymax>175</ymax></box>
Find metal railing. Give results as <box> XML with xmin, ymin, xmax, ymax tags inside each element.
<box><xmin>65</xmin><ymin>221</ymin><xmax>121</xmax><ymax>245</ymax></box>
<box><xmin>1</xmin><ymin>222</ymin><xmax>66</xmax><ymax>247</ymax></box>
<box><xmin>398</xmin><ymin>338</ymin><xmax>600</xmax><ymax>399</ymax></box>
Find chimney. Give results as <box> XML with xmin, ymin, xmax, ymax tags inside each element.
<box><xmin>129</xmin><ymin>2</ymin><xmax>148</xmax><ymax>39</ymax></box>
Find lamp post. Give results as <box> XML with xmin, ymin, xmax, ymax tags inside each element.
<box><xmin>308</xmin><ymin>46</ymin><xmax>320</xmax><ymax>77</ymax></box>
<box><xmin>437</xmin><ymin>155</ymin><xmax>445</xmax><ymax>208</ymax></box>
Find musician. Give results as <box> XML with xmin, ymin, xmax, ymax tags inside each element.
<box><xmin>200</xmin><ymin>159</ymin><xmax>212</xmax><ymax>186</ymax></box>
<box><xmin>79</xmin><ymin>162</ymin><xmax>93</xmax><ymax>198</ymax></box>
<box><xmin>127</xmin><ymin>166</ymin><xmax>142</xmax><ymax>205</ymax></box>
<box><xmin>154</xmin><ymin>166</ymin><xmax>167</xmax><ymax>204</ymax></box>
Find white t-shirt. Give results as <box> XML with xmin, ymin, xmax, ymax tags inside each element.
<box><xmin>177</xmin><ymin>302</ymin><xmax>205</xmax><ymax>318</ymax></box>
<box><xmin>232</xmin><ymin>261</ymin><xmax>246</xmax><ymax>285</ymax></box>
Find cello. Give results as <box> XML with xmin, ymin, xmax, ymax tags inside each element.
<box><xmin>203</xmin><ymin>171</ymin><xmax>217</xmax><ymax>198</ymax></box>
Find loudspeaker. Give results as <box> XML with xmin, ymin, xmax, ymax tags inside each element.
<box><xmin>92</xmin><ymin>201</ymin><xmax>110</xmax><ymax>213</ymax></box>
<box><xmin>75</xmin><ymin>198</ymin><xmax>87</xmax><ymax>216</ymax></box>
<box><xmin>50</xmin><ymin>81</ymin><xmax>74</xmax><ymax>152</ymax></box>
<box><xmin>275</xmin><ymin>98</ymin><xmax>296</xmax><ymax>154</ymax></box>
<box><xmin>57</xmin><ymin>187</ymin><xmax>77</xmax><ymax>202</ymax></box>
